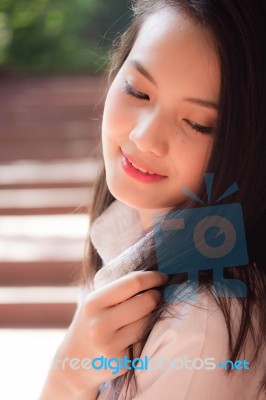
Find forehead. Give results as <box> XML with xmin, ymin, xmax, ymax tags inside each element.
<box><xmin>126</xmin><ymin>8</ymin><xmax>220</xmax><ymax>101</ymax></box>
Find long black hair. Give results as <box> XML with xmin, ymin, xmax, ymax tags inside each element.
<box><xmin>83</xmin><ymin>1</ymin><xmax>266</xmax><ymax>398</ymax></box>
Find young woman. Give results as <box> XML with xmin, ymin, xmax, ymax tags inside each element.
<box><xmin>40</xmin><ymin>0</ymin><xmax>266</xmax><ymax>399</ymax></box>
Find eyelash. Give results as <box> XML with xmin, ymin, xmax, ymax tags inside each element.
<box><xmin>123</xmin><ymin>82</ymin><xmax>214</xmax><ymax>135</ymax></box>
<box><xmin>123</xmin><ymin>82</ymin><xmax>150</xmax><ymax>100</ymax></box>
<box><xmin>185</xmin><ymin>120</ymin><xmax>214</xmax><ymax>135</ymax></box>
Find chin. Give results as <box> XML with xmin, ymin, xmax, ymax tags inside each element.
<box><xmin>108</xmin><ymin>190</ymin><xmax>149</xmax><ymax>209</ymax></box>
<box><xmin>107</xmin><ymin>185</ymin><xmax>169</xmax><ymax>212</ymax></box>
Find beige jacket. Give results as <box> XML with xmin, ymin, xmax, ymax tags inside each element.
<box><xmin>79</xmin><ymin>200</ymin><xmax>266</xmax><ymax>400</ymax></box>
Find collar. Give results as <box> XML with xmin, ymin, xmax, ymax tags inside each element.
<box><xmin>90</xmin><ymin>199</ymin><xmax>144</xmax><ymax>288</ymax></box>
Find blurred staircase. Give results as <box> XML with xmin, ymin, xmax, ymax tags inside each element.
<box><xmin>0</xmin><ymin>75</ymin><xmax>105</xmax><ymax>327</ymax></box>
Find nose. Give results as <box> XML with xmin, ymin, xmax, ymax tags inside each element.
<box><xmin>128</xmin><ymin>110</ymin><xmax>169</xmax><ymax>156</ymax></box>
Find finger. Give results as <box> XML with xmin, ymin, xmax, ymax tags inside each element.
<box><xmin>86</xmin><ymin>271</ymin><xmax>168</xmax><ymax>308</ymax></box>
<box><xmin>115</xmin><ymin>315</ymin><xmax>151</xmax><ymax>349</ymax></box>
<box><xmin>102</xmin><ymin>289</ymin><xmax>162</xmax><ymax>329</ymax></box>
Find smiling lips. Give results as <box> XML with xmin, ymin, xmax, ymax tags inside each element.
<box><xmin>121</xmin><ymin>150</ymin><xmax>167</xmax><ymax>184</ymax></box>
<box><xmin>121</xmin><ymin>150</ymin><xmax>165</xmax><ymax>177</ymax></box>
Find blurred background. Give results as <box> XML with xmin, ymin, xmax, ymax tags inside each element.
<box><xmin>0</xmin><ymin>1</ymin><xmax>131</xmax><ymax>398</ymax></box>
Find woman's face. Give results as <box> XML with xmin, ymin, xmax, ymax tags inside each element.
<box><xmin>102</xmin><ymin>8</ymin><xmax>220</xmax><ymax>227</ymax></box>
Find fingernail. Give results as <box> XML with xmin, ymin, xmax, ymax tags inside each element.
<box><xmin>159</xmin><ymin>273</ymin><xmax>169</xmax><ymax>281</ymax></box>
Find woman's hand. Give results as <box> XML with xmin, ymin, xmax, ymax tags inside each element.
<box><xmin>41</xmin><ymin>271</ymin><xmax>168</xmax><ymax>398</ymax></box>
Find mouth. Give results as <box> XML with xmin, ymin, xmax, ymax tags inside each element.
<box><xmin>121</xmin><ymin>149</ymin><xmax>167</xmax><ymax>177</ymax></box>
<box><xmin>120</xmin><ymin>148</ymin><xmax>168</xmax><ymax>184</ymax></box>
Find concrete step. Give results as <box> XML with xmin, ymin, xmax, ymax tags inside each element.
<box><xmin>0</xmin><ymin>138</ymin><xmax>102</xmax><ymax>161</ymax></box>
<box><xmin>0</xmin><ymin>287</ymin><xmax>80</xmax><ymax>328</ymax></box>
<box><xmin>0</xmin><ymin>75</ymin><xmax>105</xmax><ymax>160</ymax></box>
<box><xmin>0</xmin><ymin>302</ymin><xmax>77</xmax><ymax>328</ymax></box>
<box><xmin>0</xmin><ymin>75</ymin><xmax>105</xmax><ymax>109</ymax></box>
<box><xmin>0</xmin><ymin>261</ymin><xmax>82</xmax><ymax>286</ymax></box>
<box><xmin>0</xmin><ymin>213</ymin><xmax>88</xmax><ymax>327</ymax></box>
<box><xmin>0</xmin><ymin>75</ymin><xmax>102</xmax><ymax>329</ymax></box>
<box><xmin>0</xmin><ymin>286</ymin><xmax>79</xmax><ymax>303</ymax></box>
<box><xmin>0</xmin><ymin>158</ymin><xmax>101</xmax><ymax>187</ymax></box>
<box><xmin>0</xmin><ymin>159</ymin><xmax>100</xmax><ymax>213</ymax></box>
<box><xmin>0</xmin><ymin>187</ymin><xmax>91</xmax><ymax>215</ymax></box>
<box><xmin>0</xmin><ymin>214</ymin><xmax>89</xmax><ymax>262</ymax></box>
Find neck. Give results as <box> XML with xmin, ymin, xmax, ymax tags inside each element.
<box><xmin>137</xmin><ymin>207</ymin><xmax>170</xmax><ymax>232</ymax></box>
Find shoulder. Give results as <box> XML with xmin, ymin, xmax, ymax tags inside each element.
<box><xmin>140</xmin><ymin>291</ymin><xmax>229</xmax><ymax>362</ymax></box>
<box><xmin>131</xmin><ymin>292</ymin><xmax>263</xmax><ymax>400</ymax></box>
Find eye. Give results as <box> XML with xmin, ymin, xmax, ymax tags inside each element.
<box><xmin>123</xmin><ymin>81</ymin><xmax>150</xmax><ymax>101</ymax></box>
<box><xmin>184</xmin><ymin>119</ymin><xmax>215</xmax><ymax>135</ymax></box>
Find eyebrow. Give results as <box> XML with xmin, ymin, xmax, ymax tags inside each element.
<box><xmin>129</xmin><ymin>59</ymin><xmax>218</xmax><ymax>111</ymax></box>
<box><xmin>183</xmin><ymin>97</ymin><xmax>218</xmax><ymax>111</ymax></box>
<box><xmin>129</xmin><ymin>59</ymin><xmax>157</xmax><ymax>86</ymax></box>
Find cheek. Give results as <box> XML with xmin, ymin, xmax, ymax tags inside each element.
<box><xmin>103</xmin><ymin>84</ymin><xmax>133</xmax><ymax>135</ymax></box>
<box><xmin>191</xmin><ymin>135</ymin><xmax>213</xmax><ymax>162</ymax></box>
<box><xmin>175</xmin><ymin>137</ymin><xmax>213</xmax><ymax>182</ymax></box>
<box><xmin>191</xmin><ymin>140</ymin><xmax>214</xmax><ymax>185</ymax></box>
<box><xmin>174</xmin><ymin>135</ymin><xmax>213</xmax><ymax>166</ymax></box>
